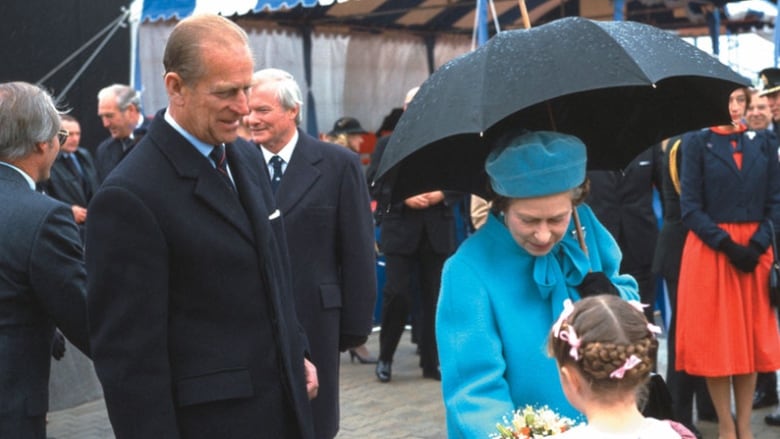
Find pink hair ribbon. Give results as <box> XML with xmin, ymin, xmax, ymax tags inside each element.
<box><xmin>647</xmin><ymin>323</ymin><xmax>662</xmax><ymax>336</ymax></box>
<box><xmin>552</xmin><ymin>299</ymin><xmax>575</xmax><ymax>337</ymax></box>
<box><xmin>628</xmin><ymin>300</ymin><xmax>648</xmax><ymax>314</ymax></box>
<box><xmin>609</xmin><ymin>355</ymin><xmax>642</xmax><ymax>379</ymax></box>
<box><xmin>558</xmin><ymin>326</ymin><xmax>581</xmax><ymax>361</ymax></box>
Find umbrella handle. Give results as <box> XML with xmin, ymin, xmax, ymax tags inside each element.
<box><xmin>518</xmin><ymin>0</ymin><xmax>531</xmax><ymax>29</ymax></box>
<box><xmin>572</xmin><ymin>207</ymin><xmax>590</xmax><ymax>269</ymax></box>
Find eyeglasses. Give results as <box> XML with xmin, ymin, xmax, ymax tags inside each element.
<box><xmin>57</xmin><ymin>129</ymin><xmax>69</xmax><ymax>145</ymax></box>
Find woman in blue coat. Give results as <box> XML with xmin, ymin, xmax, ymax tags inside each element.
<box><xmin>436</xmin><ymin>131</ymin><xmax>639</xmax><ymax>438</ymax></box>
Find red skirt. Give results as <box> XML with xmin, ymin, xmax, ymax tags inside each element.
<box><xmin>675</xmin><ymin>222</ymin><xmax>780</xmax><ymax>376</ymax></box>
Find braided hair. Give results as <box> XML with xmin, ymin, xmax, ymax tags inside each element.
<box><xmin>548</xmin><ymin>295</ymin><xmax>659</xmax><ymax>403</ymax></box>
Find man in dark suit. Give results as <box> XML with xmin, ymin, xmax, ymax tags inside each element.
<box><xmin>86</xmin><ymin>15</ymin><xmax>316</xmax><ymax>438</ymax></box>
<box><xmin>756</xmin><ymin>69</ymin><xmax>780</xmax><ymax>426</ymax></box>
<box><xmin>368</xmin><ymin>87</ymin><xmax>458</xmax><ymax>383</ymax></box>
<box><xmin>586</xmin><ymin>144</ymin><xmax>663</xmax><ymax>321</ymax></box>
<box><xmin>40</xmin><ymin>114</ymin><xmax>99</xmax><ymax>231</ymax></box>
<box><xmin>94</xmin><ymin>84</ymin><xmax>150</xmax><ymax>183</ymax></box>
<box><xmin>245</xmin><ymin>68</ymin><xmax>376</xmax><ymax>439</ymax></box>
<box><xmin>0</xmin><ymin>81</ymin><xmax>90</xmax><ymax>438</ymax></box>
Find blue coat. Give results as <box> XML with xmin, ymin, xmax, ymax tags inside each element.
<box><xmin>436</xmin><ymin>205</ymin><xmax>638</xmax><ymax>438</ymax></box>
<box><xmin>680</xmin><ymin>128</ymin><xmax>780</xmax><ymax>249</ymax></box>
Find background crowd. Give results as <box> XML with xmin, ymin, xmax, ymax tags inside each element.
<box><xmin>3</xmin><ymin>12</ymin><xmax>780</xmax><ymax>439</ymax></box>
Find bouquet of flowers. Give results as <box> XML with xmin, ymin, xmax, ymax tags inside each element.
<box><xmin>491</xmin><ymin>405</ymin><xmax>576</xmax><ymax>438</ymax></box>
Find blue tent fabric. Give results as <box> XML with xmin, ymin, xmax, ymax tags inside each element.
<box><xmin>142</xmin><ymin>0</ymin><xmax>327</xmax><ymax>21</ymax></box>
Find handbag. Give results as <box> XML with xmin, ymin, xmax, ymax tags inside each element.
<box><xmin>768</xmin><ymin>221</ymin><xmax>780</xmax><ymax>308</ymax></box>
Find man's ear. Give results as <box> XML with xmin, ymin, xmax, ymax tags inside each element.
<box><xmin>34</xmin><ymin>140</ymin><xmax>50</xmax><ymax>155</ymax></box>
<box><xmin>165</xmin><ymin>72</ymin><xmax>185</xmax><ymax>107</ymax></box>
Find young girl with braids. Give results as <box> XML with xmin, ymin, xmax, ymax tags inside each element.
<box><xmin>548</xmin><ymin>295</ymin><xmax>696</xmax><ymax>438</ymax></box>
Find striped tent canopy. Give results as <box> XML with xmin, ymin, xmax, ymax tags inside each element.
<box><xmin>138</xmin><ymin>0</ymin><xmax>776</xmax><ymax>36</ymax></box>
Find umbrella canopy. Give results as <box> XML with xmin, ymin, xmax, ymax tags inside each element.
<box><xmin>375</xmin><ymin>16</ymin><xmax>750</xmax><ymax>202</ymax></box>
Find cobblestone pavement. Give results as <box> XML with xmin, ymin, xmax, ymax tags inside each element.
<box><xmin>47</xmin><ymin>330</ymin><xmax>779</xmax><ymax>438</ymax></box>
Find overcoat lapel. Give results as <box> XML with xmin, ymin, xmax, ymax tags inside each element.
<box><xmin>227</xmin><ymin>141</ymin><xmax>274</xmax><ymax>244</ymax></box>
<box><xmin>276</xmin><ymin>135</ymin><xmax>321</xmax><ymax>212</ymax></box>
<box><xmin>50</xmin><ymin>159</ymin><xmax>88</xmax><ymax>205</ymax></box>
<box><xmin>150</xmin><ymin>120</ymin><xmax>254</xmax><ymax>243</ymax></box>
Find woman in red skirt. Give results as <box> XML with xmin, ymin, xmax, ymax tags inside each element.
<box><xmin>676</xmin><ymin>86</ymin><xmax>780</xmax><ymax>439</ymax></box>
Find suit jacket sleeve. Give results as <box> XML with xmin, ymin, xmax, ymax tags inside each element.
<box><xmin>86</xmin><ymin>185</ymin><xmax>180</xmax><ymax>437</ymax></box>
<box><xmin>337</xmin><ymin>153</ymin><xmax>377</xmax><ymax>337</ymax></box>
<box><xmin>30</xmin><ymin>204</ymin><xmax>90</xmax><ymax>355</ymax></box>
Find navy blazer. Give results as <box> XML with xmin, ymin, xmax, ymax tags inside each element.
<box><xmin>43</xmin><ymin>148</ymin><xmax>99</xmax><ymax>207</ymax></box>
<box><xmin>86</xmin><ymin>112</ymin><xmax>314</xmax><ymax>438</ymax></box>
<box><xmin>680</xmin><ymin>128</ymin><xmax>780</xmax><ymax>250</ymax></box>
<box><xmin>271</xmin><ymin>130</ymin><xmax>376</xmax><ymax>438</ymax></box>
<box><xmin>0</xmin><ymin>165</ymin><xmax>89</xmax><ymax>438</ymax></box>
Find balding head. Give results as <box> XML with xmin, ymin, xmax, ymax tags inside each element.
<box><xmin>403</xmin><ymin>86</ymin><xmax>420</xmax><ymax>111</ymax></box>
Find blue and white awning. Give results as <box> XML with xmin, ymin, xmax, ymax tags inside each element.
<box><xmin>140</xmin><ymin>0</ymin><xmax>344</xmax><ymax>22</ymax></box>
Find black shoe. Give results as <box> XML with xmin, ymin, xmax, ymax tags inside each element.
<box><xmin>765</xmin><ymin>408</ymin><xmax>780</xmax><ymax>426</ymax></box>
<box><xmin>697</xmin><ymin>411</ymin><xmax>717</xmax><ymax>422</ymax></box>
<box><xmin>376</xmin><ymin>360</ymin><xmax>392</xmax><ymax>383</ymax></box>
<box><xmin>423</xmin><ymin>368</ymin><xmax>441</xmax><ymax>381</ymax></box>
<box><xmin>753</xmin><ymin>390</ymin><xmax>779</xmax><ymax>409</ymax></box>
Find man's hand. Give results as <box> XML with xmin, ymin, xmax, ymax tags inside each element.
<box><xmin>71</xmin><ymin>205</ymin><xmax>87</xmax><ymax>224</ymax></box>
<box><xmin>304</xmin><ymin>358</ymin><xmax>318</xmax><ymax>400</ymax></box>
<box><xmin>51</xmin><ymin>330</ymin><xmax>66</xmax><ymax>360</ymax></box>
<box><xmin>404</xmin><ymin>191</ymin><xmax>445</xmax><ymax>209</ymax></box>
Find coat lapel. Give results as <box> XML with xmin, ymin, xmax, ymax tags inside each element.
<box><xmin>51</xmin><ymin>157</ymin><xmax>88</xmax><ymax>204</ymax></box>
<box><xmin>276</xmin><ymin>133</ymin><xmax>322</xmax><ymax>213</ymax></box>
<box><xmin>706</xmin><ymin>133</ymin><xmax>741</xmax><ymax>177</ymax></box>
<box><xmin>148</xmin><ymin>116</ymin><xmax>254</xmax><ymax>243</ymax></box>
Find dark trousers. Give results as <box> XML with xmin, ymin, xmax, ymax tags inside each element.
<box><xmin>756</xmin><ymin>305</ymin><xmax>779</xmax><ymax>400</ymax></box>
<box><xmin>756</xmin><ymin>371</ymin><xmax>778</xmax><ymax>399</ymax></box>
<box><xmin>379</xmin><ymin>237</ymin><xmax>446</xmax><ymax>374</ymax></box>
<box><xmin>666</xmin><ymin>277</ymin><xmax>715</xmax><ymax>425</ymax></box>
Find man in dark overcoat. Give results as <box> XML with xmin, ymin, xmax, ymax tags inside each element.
<box><xmin>86</xmin><ymin>15</ymin><xmax>316</xmax><ymax>438</ymax></box>
<box><xmin>245</xmin><ymin>68</ymin><xmax>376</xmax><ymax>439</ymax></box>
<box><xmin>0</xmin><ymin>81</ymin><xmax>90</xmax><ymax>438</ymax></box>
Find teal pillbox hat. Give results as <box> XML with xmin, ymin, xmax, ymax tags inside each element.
<box><xmin>485</xmin><ymin>130</ymin><xmax>587</xmax><ymax>198</ymax></box>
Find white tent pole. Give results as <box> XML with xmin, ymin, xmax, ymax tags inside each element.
<box><xmin>130</xmin><ymin>0</ymin><xmax>144</xmax><ymax>91</ymax></box>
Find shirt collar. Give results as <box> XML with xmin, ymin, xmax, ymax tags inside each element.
<box><xmin>0</xmin><ymin>161</ymin><xmax>36</xmax><ymax>190</ymax></box>
<box><xmin>164</xmin><ymin>109</ymin><xmax>215</xmax><ymax>159</ymax></box>
<box><xmin>260</xmin><ymin>130</ymin><xmax>298</xmax><ymax>164</ymax></box>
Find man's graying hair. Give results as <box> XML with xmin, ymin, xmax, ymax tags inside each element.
<box><xmin>0</xmin><ymin>81</ymin><xmax>62</xmax><ymax>160</ymax></box>
<box><xmin>163</xmin><ymin>14</ymin><xmax>251</xmax><ymax>86</ymax></box>
<box><xmin>98</xmin><ymin>84</ymin><xmax>140</xmax><ymax>112</ymax></box>
<box><xmin>252</xmin><ymin>68</ymin><xmax>304</xmax><ymax>126</ymax></box>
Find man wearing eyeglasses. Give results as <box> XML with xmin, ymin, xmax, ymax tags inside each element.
<box><xmin>0</xmin><ymin>81</ymin><xmax>90</xmax><ymax>438</ymax></box>
<box><xmin>39</xmin><ymin>114</ymin><xmax>99</xmax><ymax>231</ymax></box>
<box><xmin>94</xmin><ymin>84</ymin><xmax>149</xmax><ymax>183</ymax></box>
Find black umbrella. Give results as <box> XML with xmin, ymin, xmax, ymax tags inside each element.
<box><xmin>374</xmin><ymin>16</ymin><xmax>750</xmax><ymax>202</ymax></box>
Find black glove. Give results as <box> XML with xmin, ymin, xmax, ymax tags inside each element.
<box><xmin>51</xmin><ymin>330</ymin><xmax>66</xmax><ymax>360</ymax></box>
<box><xmin>338</xmin><ymin>334</ymin><xmax>368</xmax><ymax>352</ymax></box>
<box><xmin>719</xmin><ymin>237</ymin><xmax>761</xmax><ymax>273</ymax></box>
<box><xmin>576</xmin><ymin>272</ymin><xmax>620</xmax><ymax>298</ymax></box>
